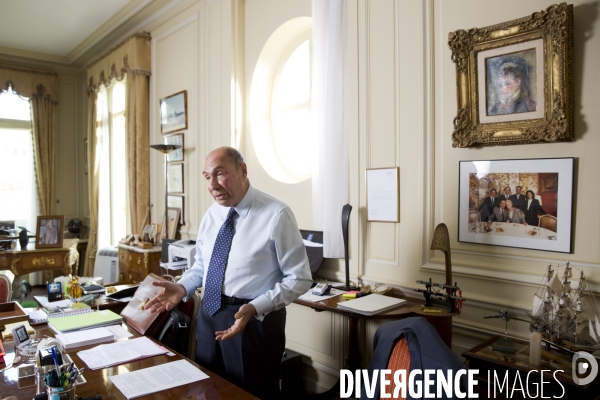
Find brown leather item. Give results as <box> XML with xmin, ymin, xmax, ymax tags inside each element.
<box><xmin>120</xmin><ymin>273</ymin><xmax>171</xmax><ymax>335</ymax></box>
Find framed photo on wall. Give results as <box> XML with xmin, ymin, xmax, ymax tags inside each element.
<box><xmin>36</xmin><ymin>215</ymin><xmax>64</xmax><ymax>249</ymax></box>
<box><xmin>167</xmin><ymin>163</ymin><xmax>184</xmax><ymax>194</ymax></box>
<box><xmin>160</xmin><ymin>91</ymin><xmax>188</xmax><ymax>134</ymax></box>
<box><xmin>448</xmin><ymin>3</ymin><xmax>573</xmax><ymax>147</ymax></box>
<box><xmin>165</xmin><ymin>133</ymin><xmax>184</xmax><ymax>162</ymax></box>
<box><xmin>458</xmin><ymin>158</ymin><xmax>574</xmax><ymax>253</ymax></box>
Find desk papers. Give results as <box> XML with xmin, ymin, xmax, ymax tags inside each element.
<box><xmin>109</xmin><ymin>359</ymin><xmax>208</xmax><ymax>399</ymax></box>
<box><xmin>337</xmin><ymin>294</ymin><xmax>406</xmax><ymax>316</ymax></box>
<box><xmin>55</xmin><ymin>327</ymin><xmax>114</xmax><ymax>349</ymax></box>
<box><xmin>77</xmin><ymin>336</ymin><xmax>167</xmax><ymax>370</ymax></box>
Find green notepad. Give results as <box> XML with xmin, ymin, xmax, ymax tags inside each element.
<box><xmin>48</xmin><ymin>310</ymin><xmax>123</xmax><ymax>333</ymax></box>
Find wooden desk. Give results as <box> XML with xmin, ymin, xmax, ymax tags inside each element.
<box><xmin>294</xmin><ymin>294</ymin><xmax>453</xmax><ymax>371</ymax></box>
<box><xmin>0</xmin><ymin>248</ymin><xmax>75</xmax><ymax>276</ymax></box>
<box><xmin>0</xmin><ymin>323</ymin><xmax>257</xmax><ymax>400</ymax></box>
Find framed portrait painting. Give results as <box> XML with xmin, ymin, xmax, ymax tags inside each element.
<box><xmin>160</xmin><ymin>91</ymin><xmax>188</xmax><ymax>134</ymax></box>
<box><xmin>448</xmin><ymin>3</ymin><xmax>573</xmax><ymax>147</ymax></box>
<box><xmin>458</xmin><ymin>158</ymin><xmax>573</xmax><ymax>253</ymax></box>
<box><xmin>36</xmin><ymin>215</ymin><xmax>64</xmax><ymax>249</ymax></box>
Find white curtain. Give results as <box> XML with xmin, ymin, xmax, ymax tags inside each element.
<box><xmin>311</xmin><ymin>0</ymin><xmax>348</xmax><ymax>258</ymax></box>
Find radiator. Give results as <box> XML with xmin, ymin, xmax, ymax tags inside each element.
<box><xmin>94</xmin><ymin>246</ymin><xmax>119</xmax><ymax>284</ymax></box>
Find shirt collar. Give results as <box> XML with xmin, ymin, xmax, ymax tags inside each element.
<box><xmin>232</xmin><ymin>184</ymin><xmax>255</xmax><ymax>219</ymax></box>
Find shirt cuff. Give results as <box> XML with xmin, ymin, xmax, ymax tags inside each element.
<box><xmin>250</xmin><ymin>295</ymin><xmax>272</xmax><ymax>321</ymax></box>
<box><xmin>176</xmin><ymin>277</ymin><xmax>197</xmax><ymax>300</ymax></box>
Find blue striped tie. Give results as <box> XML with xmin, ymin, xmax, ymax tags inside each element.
<box><xmin>204</xmin><ymin>208</ymin><xmax>237</xmax><ymax>316</ymax></box>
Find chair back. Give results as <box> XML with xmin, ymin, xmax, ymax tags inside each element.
<box><xmin>539</xmin><ymin>215</ymin><xmax>557</xmax><ymax>232</ymax></box>
<box><xmin>381</xmin><ymin>338</ymin><xmax>410</xmax><ymax>399</ymax></box>
<box><xmin>0</xmin><ymin>271</ymin><xmax>13</xmax><ymax>303</ymax></box>
<box><xmin>468</xmin><ymin>211</ymin><xmax>481</xmax><ymax>224</ymax></box>
<box><xmin>177</xmin><ymin>289</ymin><xmax>201</xmax><ymax>359</ymax></box>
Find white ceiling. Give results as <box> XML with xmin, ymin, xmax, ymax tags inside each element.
<box><xmin>0</xmin><ymin>0</ymin><xmax>158</xmax><ymax>66</ymax></box>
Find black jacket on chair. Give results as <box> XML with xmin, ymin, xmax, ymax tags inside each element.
<box><xmin>361</xmin><ymin>317</ymin><xmax>466</xmax><ymax>400</ymax></box>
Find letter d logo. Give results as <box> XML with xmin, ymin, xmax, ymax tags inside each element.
<box><xmin>572</xmin><ymin>351</ymin><xmax>598</xmax><ymax>385</ymax></box>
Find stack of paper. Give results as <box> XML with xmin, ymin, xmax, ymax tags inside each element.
<box><xmin>55</xmin><ymin>327</ymin><xmax>114</xmax><ymax>349</ymax></box>
<box><xmin>77</xmin><ymin>336</ymin><xmax>167</xmax><ymax>370</ymax></box>
<box><xmin>48</xmin><ymin>310</ymin><xmax>123</xmax><ymax>333</ymax></box>
<box><xmin>109</xmin><ymin>359</ymin><xmax>208</xmax><ymax>399</ymax></box>
<box><xmin>337</xmin><ymin>294</ymin><xmax>406</xmax><ymax>316</ymax></box>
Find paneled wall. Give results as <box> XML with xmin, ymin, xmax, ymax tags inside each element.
<box><xmin>145</xmin><ymin>0</ymin><xmax>600</xmax><ymax>393</ymax></box>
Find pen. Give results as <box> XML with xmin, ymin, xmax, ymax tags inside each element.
<box><xmin>50</xmin><ymin>347</ymin><xmax>60</xmax><ymax>383</ymax></box>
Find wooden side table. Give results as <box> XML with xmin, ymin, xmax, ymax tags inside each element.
<box><xmin>463</xmin><ymin>335</ymin><xmax>600</xmax><ymax>399</ymax></box>
<box><xmin>117</xmin><ymin>244</ymin><xmax>161</xmax><ymax>283</ymax></box>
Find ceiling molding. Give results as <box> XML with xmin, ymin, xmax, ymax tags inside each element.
<box><xmin>0</xmin><ymin>0</ymin><xmax>193</xmax><ymax>70</ymax></box>
<box><xmin>65</xmin><ymin>0</ymin><xmax>154</xmax><ymax>64</ymax></box>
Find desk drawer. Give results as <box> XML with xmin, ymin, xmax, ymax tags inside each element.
<box><xmin>118</xmin><ymin>248</ymin><xmax>161</xmax><ymax>283</ymax></box>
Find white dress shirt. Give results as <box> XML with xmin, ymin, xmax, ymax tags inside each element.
<box><xmin>178</xmin><ymin>185</ymin><xmax>312</xmax><ymax>319</ymax></box>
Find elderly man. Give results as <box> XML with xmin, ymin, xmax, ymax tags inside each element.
<box><xmin>145</xmin><ymin>146</ymin><xmax>312</xmax><ymax>399</ymax></box>
<box><xmin>487</xmin><ymin>199</ymin><xmax>509</xmax><ymax>225</ymax></box>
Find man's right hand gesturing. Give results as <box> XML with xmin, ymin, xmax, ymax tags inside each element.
<box><xmin>144</xmin><ymin>281</ymin><xmax>187</xmax><ymax>313</ymax></box>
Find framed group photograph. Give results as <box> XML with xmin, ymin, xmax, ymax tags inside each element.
<box><xmin>167</xmin><ymin>163</ymin><xmax>184</xmax><ymax>194</ymax></box>
<box><xmin>36</xmin><ymin>215</ymin><xmax>64</xmax><ymax>249</ymax></box>
<box><xmin>165</xmin><ymin>133</ymin><xmax>184</xmax><ymax>162</ymax></box>
<box><xmin>0</xmin><ymin>220</ymin><xmax>15</xmax><ymax>231</ymax></box>
<box><xmin>448</xmin><ymin>3</ymin><xmax>573</xmax><ymax>147</ymax></box>
<box><xmin>160</xmin><ymin>90</ymin><xmax>188</xmax><ymax>134</ymax></box>
<box><xmin>458</xmin><ymin>158</ymin><xmax>574</xmax><ymax>253</ymax></box>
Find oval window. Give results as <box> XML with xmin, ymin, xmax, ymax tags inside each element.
<box><xmin>250</xmin><ymin>18</ymin><xmax>313</xmax><ymax>183</ymax></box>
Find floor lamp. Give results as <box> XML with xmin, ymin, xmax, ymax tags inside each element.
<box><xmin>150</xmin><ymin>144</ymin><xmax>182</xmax><ymax>241</ymax></box>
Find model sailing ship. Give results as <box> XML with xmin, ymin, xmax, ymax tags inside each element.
<box><xmin>531</xmin><ymin>262</ymin><xmax>600</xmax><ymax>352</ymax></box>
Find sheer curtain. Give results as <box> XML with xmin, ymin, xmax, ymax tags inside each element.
<box><xmin>311</xmin><ymin>0</ymin><xmax>349</xmax><ymax>258</ymax></box>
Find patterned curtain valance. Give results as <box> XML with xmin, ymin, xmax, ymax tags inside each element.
<box><xmin>0</xmin><ymin>65</ymin><xmax>58</xmax><ymax>102</ymax></box>
<box><xmin>86</xmin><ymin>32</ymin><xmax>151</xmax><ymax>93</ymax></box>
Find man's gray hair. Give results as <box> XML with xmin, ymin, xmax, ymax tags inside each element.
<box><xmin>223</xmin><ymin>147</ymin><xmax>245</xmax><ymax>170</ymax></box>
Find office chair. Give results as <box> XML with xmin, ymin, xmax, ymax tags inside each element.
<box><xmin>361</xmin><ymin>317</ymin><xmax>466</xmax><ymax>400</ymax></box>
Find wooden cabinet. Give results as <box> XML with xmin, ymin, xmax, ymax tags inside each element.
<box><xmin>117</xmin><ymin>244</ymin><xmax>162</xmax><ymax>283</ymax></box>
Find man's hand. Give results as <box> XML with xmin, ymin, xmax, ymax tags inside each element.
<box><xmin>215</xmin><ymin>303</ymin><xmax>257</xmax><ymax>341</ymax></box>
<box><xmin>144</xmin><ymin>281</ymin><xmax>186</xmax><ymax>313</ymax></box>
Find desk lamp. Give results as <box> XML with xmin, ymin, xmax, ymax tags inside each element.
<box><xmin>150</xmin><ymin>144</ymin><xmax>183</xmax><ymax>241</ymax></box>
<box><xmin>334</xmin><ymin>204</ymin><xmax>354</xmax><ymax>291</ymax></box>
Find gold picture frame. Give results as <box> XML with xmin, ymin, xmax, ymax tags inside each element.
<box><xmin>448</xmin><ymin>3</ymin><xmax>573</xmax><ymax>147</ymax></box>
